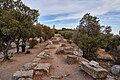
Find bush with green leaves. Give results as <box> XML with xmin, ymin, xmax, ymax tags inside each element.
<box><xmin>72</xmin><ymin>13</ymin><xmax>101</xmax><ymax>60</ymax></box>
<box><xmin>29</xmin><ymin>39</ymin><xmax>38</xmax><ymax>48</ymax></box>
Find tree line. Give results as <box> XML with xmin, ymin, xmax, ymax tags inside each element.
<box><xmin>58</xmin><ymin>13</ymin><xmax>120</xmax><ymax>61</ymax></box>
<box><xmin>72</xmin><ymin>13</ymin><xmax>120</xmax><ymax>60</ymax></box>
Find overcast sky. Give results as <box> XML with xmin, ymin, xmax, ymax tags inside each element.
<box><xmin>21</xmin><ymin>0</ymin><xmax>120</xmax><ymax>34</ymax></box>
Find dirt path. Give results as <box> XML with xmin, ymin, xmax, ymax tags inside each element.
<box><xmin>38</xmin><ymin>44</ymin><xmax>94</xmax><ymax>80</ymax></box>
<box><xmin>0</xmin><ymin>42</ymin><xmax>47</xmax><ymax>80</ymax></box>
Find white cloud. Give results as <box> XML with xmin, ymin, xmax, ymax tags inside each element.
<box><xmin>22</xmin><ymin>0</ymin><xmax>120</xmax><ymax>22</ymax></box>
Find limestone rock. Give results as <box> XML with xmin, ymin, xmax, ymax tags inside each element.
<box><xmin>18</xmin><ymin>78</ymin><xmax>32</xmax><ymax>80</ymax></box>
<box><xmin>66</xmin><ymin>55</ymin><xmax>78</xmax><ymax>64</ymax></box>
<box><xmin>34</xmin><ymin>63</ymin><xmax>51</xmax><ymax>75</ymax></box>
<box><xmin>105</xmin><ymin>75</ymin><xmax>115</xmax><ymax>80</ymax></box>
<box><xmin>36</xmin><ymin>50</ymin><xmax>50</xmax><ymax>60</ymax></box>
<box><xmin>12</xmin><ymin>70</ymin><xmax>33</xmax><ymax>80</ymax></box>
<box><xmin>22</xmin><ymin>63</ymin><xmax>34</xmax><ymax>71</ymax></box>
<box><xmin>32</xmin><ymin>58</ymin><xmax>41</xmax><ymax>63</ymax></box>
<box><xmin>80</xmin><ymin>61</ymin><xmax>108</xmax><ymax>79</ymax></box>
<box><xmin>56</xmin><ymin>47</ymin><xmax>64</xmax><ymax>54</ymax></box>
<box><xmin>89</xmin><ymin>60</ymin><xmax>99</xmax><ymax>67</ymax></box>
<box><xmin>45</xmin><ymin>45</ymin><xmax>55</xmax><ymax>49</ymax></box>
<box><xmin>111</xmin><ymin>65</ymin><xmax>120</xmax><ymax>75</ymax></box>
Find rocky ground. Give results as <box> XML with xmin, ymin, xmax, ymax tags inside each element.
<box><xmin>34</xmin><ymin>44</ymin><xmax>94</xmax><ymax>80</ymax></box>
<box><xmin>0</xmin><ymin>35</ymin><xmax>117</xmax><ymax>80</ymax></box>
<box><xmin>0</xmin><ymin>42</ymin><xmax>47</xmax><ymax>80</ymax></box>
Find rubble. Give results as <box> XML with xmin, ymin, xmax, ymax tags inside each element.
<box><xmin>12</xmin><ymin>70</ymin><xmax>33</xmax><ymax>80</ymax></box>
<box><xmin>34</xmin><ymin>63</ymin><xmax>51</xmax><ymax>75</ymax></box>
<box><xmin>80</xmin><ymin>61</ymin><xmax>108</xmax><ymax>79</ymax></box>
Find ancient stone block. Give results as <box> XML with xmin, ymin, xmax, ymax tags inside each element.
<box><xmin>80</xmin><ymin>61</ymin><xmax>108</xmax><ymax>79</ymax></box>
<box><xmin>66</xmin><ymin>55</ymin><xmax>78</xmax><ymax>64</ymax></box>
<box><xmin>12</xmin><ymin>70</ymin><xmax>33</xmax><ymax>80</ymax></box>
<box><xmin>34</xmin><ymin>63</ymin><xmax>51</xmax><ymax>75</ymax></box>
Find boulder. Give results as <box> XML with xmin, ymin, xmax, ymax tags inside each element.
<box><xmin>80</xmin><ymin>61</ymin><xmax>108</xmax><ymax>79</ymax></box>
<box><xmin>111</xmin><ymin>65</ymin><xmax>120</xmax><ymax>75</ymax></box>
<box><xmin>34</xmin><ymin>63</ymin><xmax>51</xmax><ymax>75</ymax></box>
<box><xmin>66</xmin><ymin>55</ymin><xmax>78</xmax><ymax>64</ymax></box>
<box><xmin>12</xmin><ymin>70</ymin><xmax>33</xmax><ymax>80</ymax></box>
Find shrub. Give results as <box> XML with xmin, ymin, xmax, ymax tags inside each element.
<box><xmin>29</xmin><ymin>39</ymin><xmax>38</xmax><ymax>48</ymax></box>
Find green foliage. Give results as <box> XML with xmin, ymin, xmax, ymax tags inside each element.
<box><xmin>29</xmin><ymin>39</ymin><xmax>38</xmax><ymax>48</ymax></box>
<box><xmin>58</xmin><ymin>28</ymin><xmax>74</xmax><ymax>40</ymax></box>
<box><xmin>0</xmin><ymin>0</ymin><xmax>39</xmax><ymax>59</ymax></box>
<box><xmin>73</xmin><ymin>13</ymin><xmax>101</xmax><ymax>60</ymax></box>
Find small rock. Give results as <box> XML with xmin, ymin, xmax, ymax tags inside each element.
<box><xmin>89</xmin><ymin>60</ymin><xmax>99</xmax><ymax>67</ymax></box>
<box><xmin>111</xmin><ymin>65</ymin><xmax>120</xmax><ymax>75</ymax></box>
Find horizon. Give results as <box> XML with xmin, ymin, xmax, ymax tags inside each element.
<box><xmin>21</xmin><ymin>0</ymin><xmax>120</xmax><ymax>34</ymax></box>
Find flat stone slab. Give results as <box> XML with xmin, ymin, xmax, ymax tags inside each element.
<box><xmin>34</xmin><ymin>63</ymin><xmax>51</xmax><ymax>75</ymax></box>
<box><xmin>12</xmin><ymin>70</ymin><xmax>33</xmax><ymax>80</ymax></box>
<box><xmin>80</xmin><ymin>61</ymin><xmax>108</xmax><ymax>79</ymax></box>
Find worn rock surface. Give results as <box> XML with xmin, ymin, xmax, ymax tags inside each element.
<box><xmin>22</xmin><ymin>63</ymin><xmax>34</xmax><ymax>71</ymax></box>
<box><xmin>80</xmin><ymin>61</ymin><xmax>108</xmax><ymax>79</ymax></box>
<box><xmin>34</xmin><ymin>63</ymin><xmax>51</xmax><ymax>75</ymax></box>
<box><xmin>66</xmin><ymin>55</ymin><xmax>78</xmax><ymax>64</ymax></box>
<box><xmin>12</xmin><ymin>70</ymin><xmax>33</xmax><ymax>80</ymax></box>
<box><xmin>56</xmin><ymin>44</ymin><xmax>83</xmax><ymax>57</ymax></box>
<box><xmin>18</xmin><ymin>78</ymin><xmax>32</xmax><ymax>80</ymax></box>
<box><xmin>45</xmin><ymin>45</ymin><xmax>55</xmax><ymax>49</ymax></box>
